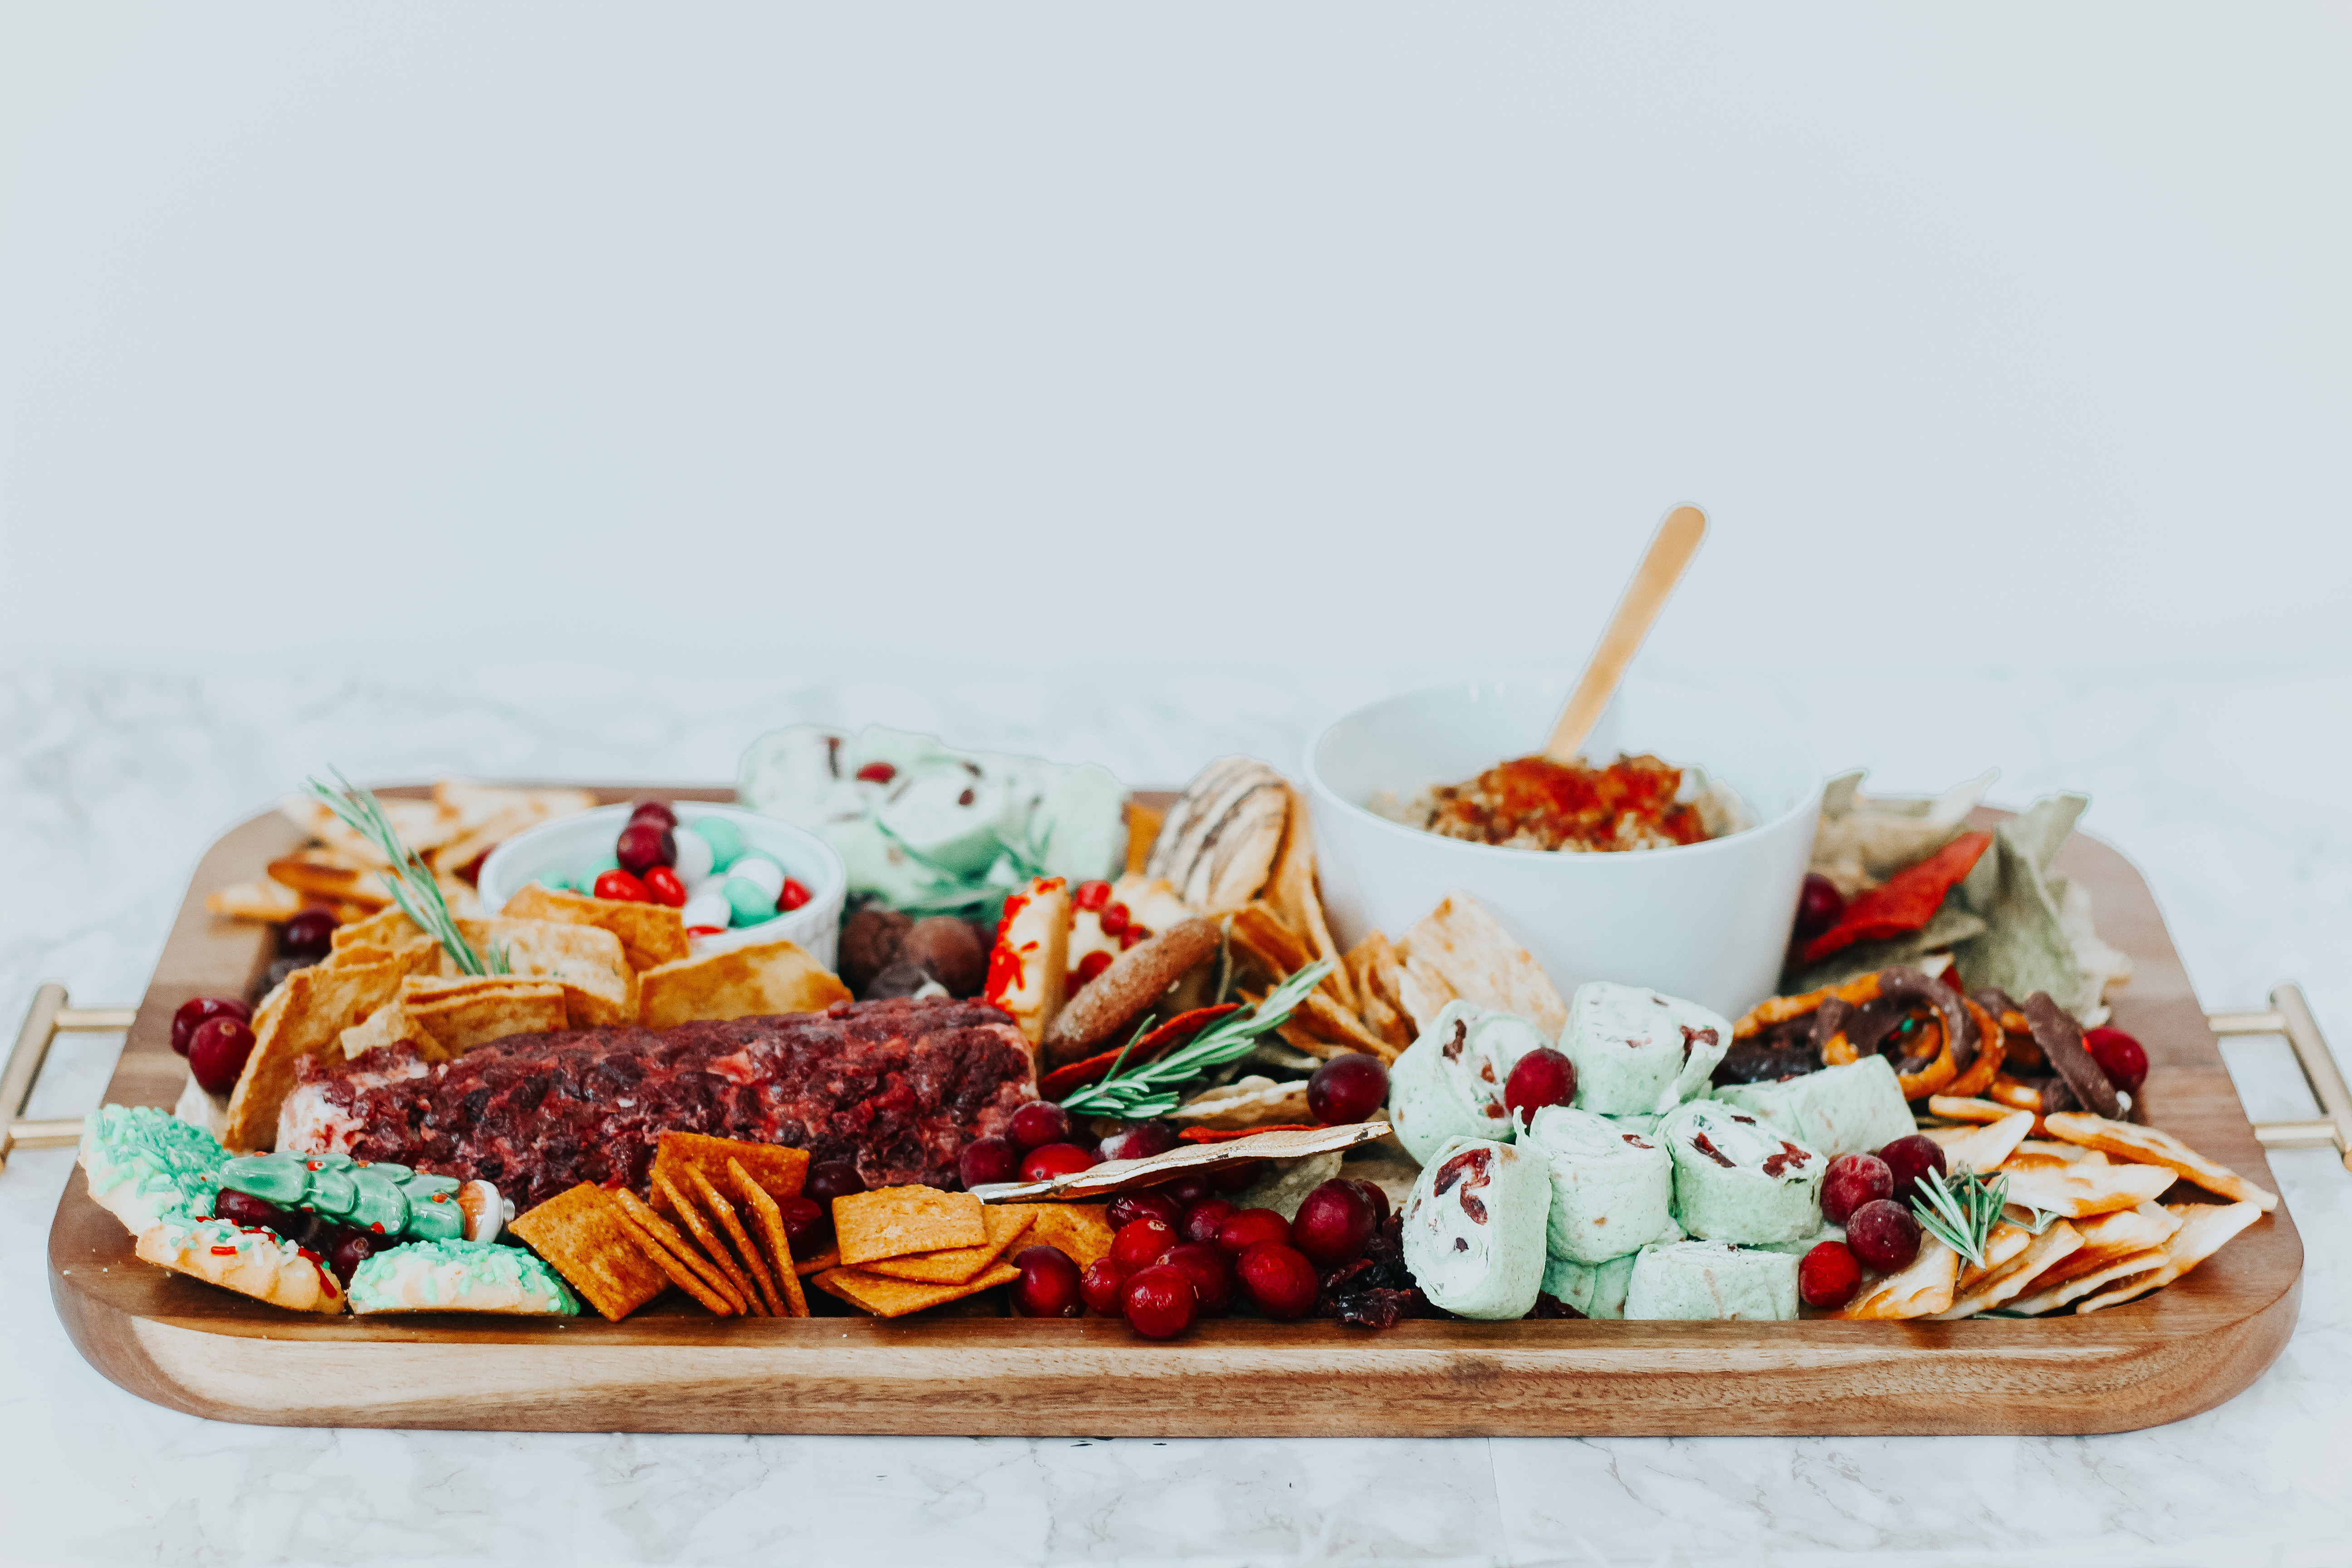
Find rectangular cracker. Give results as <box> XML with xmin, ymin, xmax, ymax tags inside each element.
<box><xmin>652</xmin><ymin>1131</ymin><xmax>809</xmax><ymax>1209</ymax></box>
<box><xmin>1022</xmin><ymin>1203</ymin><xmax>1116</xmax><ymax>1269</ymax></box>
<box><xmin>652</xmin><ymin>1171</ymin><xmax>765</xmax><ymax>1314</ymax></box>
<box><xmin>813</xmin><ymin>1260</ymin><xmax>1021</xmax><ymax>1319</ymax></box>
<box><xmin>612</xmin><ymin>1186</ymin><xmax>746</xmax><ymax>1314</ymax></box>
<box><xmin>2042</xmin><ymin>1112</ymin><xmax>2279</xmax><ymax>1212</ymax></box>
<box><xmin>833</xmin><ymin>1186</ymin><xmax>987</xmax><ymax>1265</ymax></box>
<box><xmin>509</xmin><ymin>1182</ymin><xmax>670</xmax><ymax>1321</ymax></box>
<box><xmin>2006</xmin><ymin>1247</ymin><xmax>2169</xmax><ymax>1317</ymax></box>
<box><xmin>614</xmin><ymin>1208</ymin><xmax>738</xmax><ymax>1316</ymax></box>
<box><xmin>682</xmin><ymin>1163</ymin><xmax>784</xmax><ymax>1316</ymax></box>
<box><xmin>2008</xmin><ymin>1202</ymin><xmax>2183</xmax><ymax>1296</ymax></box>
<box><xmin>453</xmin><ymin>917</ymin><xmax>636</xmax><ymax>1026</ymax></box>
<box><xmin>863</xmin><ymin>1204</ymin><xmax>1038</xmax><ymax>1285</ymax></box>
<box><xmin>794</xmin><ymin>1245</ymin><xmax>840</xmax><ymax>1277</ymax></box>
<box><xmin>727</xmin><ymin>1159</ymin><xmax>810</xmax><ymax>1317</ymax></box>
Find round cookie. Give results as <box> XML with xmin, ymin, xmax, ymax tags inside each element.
<box><xmin>348</xmin><ymin>1239</ymin><xmax>580</xmax><ymax>1316</ymax></box>
<box><xmin>136</xmin><ymin>1216</ymin><xmax>347</xmax><ymax>1314</ymax></box>
<box><xmin>1042</xmin><ymin>916</ymin><xmax>1222</xmax><ymax>1066</ymax></box>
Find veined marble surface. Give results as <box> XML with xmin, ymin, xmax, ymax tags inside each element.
<box><xmin>3</xmin><ymin>666</ymin><xmax>2347</xmax><ymax>1568</ymax></box>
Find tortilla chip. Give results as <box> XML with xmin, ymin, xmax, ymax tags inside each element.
<box><xmin>1926</xmin><ymin>1111</ymin><xmax>2035</xmax><ymax>1174</ymax></box>
<box><xmin>450</xmin><ymin>917</ymin><xmax>636</xmax><ymax>1026</ymax></box>
<box><xmin>1292</xmin><ymin>990</ymin><xmax>1401</xmax><ymax>1063</ymax></box>
<box><xmin>814</xmin><ymin>1260</ymin><xmax>1021</xmax><ymax>1319</ymax></box>
<box><xmin>864</xmin><ymin>1204</ymin><xmax>1039</xmax><ymax>1284</ymax></box>
<box><xmin>206</xmin><ymin>880</ymin><xmax>306</xmax><ymax>922</ymax></box>
<box><xmin>1230</xmin><ymin>903</ymin><xmax>1316</xmax><ymax>981</ymax></box>
<box><xmin>2074</xmin><ymin>1201</ymin><xmax>2264</xmax><ymax>1314</ymax></box>
<box><xmin>2042</xmin><ymin>1112</ymin><xmax>2279</xmax><ymax>1212</ymax></box>
<box><xmin>727</xmin><ymin>1159</ymin><xmax>810</xmax><ymax>1317</ymax></box>
<box><xmin>502</xmin><ymin>881</ymin><xmax>691</xmax><ymax>971</ymax></box>
<box><xmin>1996</xmin><ymin>1157</ymin><xmax>2176</xmax><ymax>1218</ymax></box>
<box><xmin>1399</xmin><ymin>894</ymin><xmax>1567</xmax><ymax>1037</ymax></box>
<box><xmin>611</xmin><ymin>1187</ymin><xmax>745</xmax><ymax>1314</ymax></box>
<box><xmin>397</xmin><ymin>976</ymin><xmax>568</xmax><ymax>1056</ymax></box>
<box><xmin>1831</xmin><ymin>1235</ymin><xmax>1958</xmax><ymax>1320</ymax></box>
<box><xmin>1022</xmin><ymin>1203</ymin><xmax>1115</xmax><ymax>1269</ymax></box>
<box><xmin>652</xmin><ymin>1132</ymin><xmax>810</xmax><ymax>1208</ymax></box>
<box><xmin>223</xmin><ymin>958</ymin><xmax>408</xmax><ymax>1149</ymax></box>
<box><xmin>1950</xmin><ymin>794</ymin><xmax>2097</xmax><ymax>1019</ymax></box>
<box><xmin>678</xmin><ymin>1165</ymin><xmax>784</xmax><ymax>1315</ymax></box>
<box><xmin>2006</xmin><ymin>1246</ymin><xmax>2168</xmax><ymax>1316</ymax></box>
<box><xmin>1934</xmin><ymin>1222</ymin><xmax>2082</xmax><ymax>1319</ymax></box>
<box><xmin>833</xmin><ymin>1186</ymin><xmax>987</xmax><ymax>1265</ymax></box>
<box><xmin>509</xmin><ymin>1183</ymin><xmax>671</xmax><ymax>1321</ymax></box>
<box><xmin>636</xmin><ymin>940</ymin><xmax>852</xmax><ymax>1030</ymax></box>
<box><xmin>338</xmin><ymin>999</ymin><xmax>431</xmax><ymax>1059</ymax></box>
<box><xmin>1124</xmin><ymin>802</ymin><xmax>1164</xmax><ymax>877</ymax></box>
<box><xmin>1265</xmin><ymin>787</ymin><xmax>1355</xmax><ymax>1010</ymax></box>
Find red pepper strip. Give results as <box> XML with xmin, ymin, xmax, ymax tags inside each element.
<box><xmin>1038</xmin><ymin>1004</ymin><xmax>1244</xmax><ymax>1100</ymax></box>
<box><xmin>1801</xmin><ymin>831</ymin><xmax>1994</xmax><ymax>963</ymax></box>
<box><xmin>1179</xmin><ymin>1123</ymin><xmax>1320</xmax><ymax>1144</ymax></box>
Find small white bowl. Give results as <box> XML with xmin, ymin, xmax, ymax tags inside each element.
<box><xmin>478</xmin><ymin>803</ymin><xmax>846</xmax><ymax>972</ymax></box>
<box><xmin>1304</xmin><ymin>679</ymin><xmax>1822</xmax><ymax>1020</ymax></box>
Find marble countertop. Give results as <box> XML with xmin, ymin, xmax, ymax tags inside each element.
<box><xmin>3</xmin><ymin>666</ymin><xmax>2347</xmax><ymax>1568</ymax></box>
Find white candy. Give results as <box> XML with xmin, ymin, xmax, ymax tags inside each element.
<box><xmin>670</xmin><ymin>827</ymin><xmax>715</xmax><ymax>884</ymax></box>
<box><xmin>723</xmin><ymin>853</ymin><xmax>785</xmax><ymax>900</ymax></box>
<box><xmin>681</xmin><ymin>892</ymin><xmax>731</xmax><ymax>931</ymax></box>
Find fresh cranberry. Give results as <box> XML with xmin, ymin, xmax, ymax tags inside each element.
<box><xmin>1793</xmin><ymin>872</ymin><xmax>1846</xmax><ymax>942</ymax></box>
<box><xmin>1206</xmin><ymin>1161</ymin><xmax>1262</xmax><ymax>1193</ymax></box>
<box><xmin>1107</xmin><ymin>1190</ymin><xmax>1184</xmax><ymax>1231</ymax></box>
<box><xmin>1351</xmin><ymin>1181</ymin><xmax>1390</xmax><ymax>1228</ymax></box>
<box><xmin>615</xmin><ymin>821</ymin><xmax>674</xmax><ymax>875</ymax></box>
<box><xmin>1020</xmin><ymin>1143</ymin><xmax>1098</xmax><ymax>1183</ymax></box>
<box><xmin>629</xmin><ymin>800</ymin><xmax>679</xmax><ymax>829</ymax></box>
<box><xmin>1306</xmin><ymin>1053</ymin><xmax>1390</xmax><ymax>1125</ymax></box>
<box><xmin>1847</xmin><ymin>1199</ymin><xmax>1922</xmax><ymax>1273</ymax></box>
<box><xmin>1290</xmin><ymin>1180</ymin><xmax>1377</xmax><ymax>1267</ymax></box>
<box><xmin>279</xmin><ymin>908</ymin><xmax>340</xmax><ymax>960</ymax></box>
<box><xmin>958</xmin><ymin>1137</ymin><xmax>1023</xmax><ymax>1189</ymax></box>
<box><xmin>1110</xmin><ymin>1215</ymin><xmax>1179</xmax><ymax>1272</ymax></box>
<box><xmin>1235</xmin><ymin>1241</ymin><xmax>1319</xmax><ymax>1320</ymax></box>
<box><xmin>641</xmin><ymin>865</ymin><xmax>688</xmax><ymax>908</ymax></box>
<box><xmin>777</xmin><ymin>877</ymin><xmax>812</xmax><ymax>912</ymax></box>
<box><xmin>1503</xmin><ymin>1048</ymin><xmax>1577</xmax><ymax>1126</ymax></box>
<box><xmin>776</xmin><ymin>1196</ymin><xmax>832</xmax><ymax>1259</ymax></box>
<box><xmin>329</xmin><ymin>1229</ymin><xmax>378</xmax><ymax>1285</ymax></box>
<box><xmin>1181</xmin><ymin>1199</ymin><xmax>1236</xmax><ymax>1246</ymax></box>
<box><xmin>1798</xmin><ymin>1240</ymin><xmax>1863</xmax><ymax>1308</ymax></box>
<box><xmin>1877</xmin><ymin>1135</ymin><xmax>1948</xmax><ymax>1204</ymax></box>
<box><xmin>1162</xmin><ymin>1174</ymin><xmax>1213</xmax><ymax>1208</ymax></box>
<box><xmin>1073</xmin><ymin>951</ymin><xmax>1115</xmax><ymax>987</ymax></box>
<box><xmin>1080</xmin><ymin>1256</ymin><xmax>1133</xmax><ymax>1315</ymax></box>
<box><xmin>1215</xmin><ymin>1208</ymin><xmax>1293</xmax><ymax>1254</ymax></box>
<box><xmin>1119</xmin><ymin>926</ymin><xmax>1149</xmax><ymax>951</ymax></box>
<box><xmin>1011</xmin><ymin>1244</ymin><xmax>1085</xmax><ymax>1318</ymax></box>
<box><xmin>187</xmin><ymin>1017</ymin><xmax>257</xmax><ymax>1096</ymax></box>
<box><xmin>855</xmin><ymin>761</ymin><xmax>897</xmax><ymax>784</ymax></box>
<box><xmin>805</xmin><ymin>1160</ymin><xmax>867</xmax><ymax>1204</ymax></box>
<box><xmin>171</xmin><ymin>997</ymin><xmax>250</xmax><ymax>1057</ymax></box>
<box><xmin>1096</xmin><ymin>1121</ymin><xmax>1180</xmax><ymax>1162</ymax></box>
<box><xmin>1098</xmin><ymin>903</ymin><xmax>1130</xmax><ymax>938</ymax></box>
<box><xmin>2084</xmin><ymin>1027</ymin><xmax>2149</xmax><ymax>1094</ymax></box>
<box><xmin>1010</xmin><ymin>1102</ymin><xmax>1073</xmax><ymax>1151</ymax></box>
<box><xmin>1152</xmin><ymin>1241</ymin><xmax>1236</xmax><ymax>1317</ymax></box>
<box><xmin>1120</xmin><ymin>1264</ymin><xmax>1197</xmax><ymax>1340</ymax></box>
<box><xmin>1072</xmin><ymin>880</ymin><xmax>1112</xmax><ymax>912</ymax></box>
<box><xmin>211</xmin><ymin>1188</ymin><xmax>284</xmax><ymax>1229</ymax></box>
<box><xmin>593</xmin><ymin>869</ymin><xmax>651</xmax><ymax>902</ymax></box>
<box><xmin>1821</xmin><ymin>1153</ymin><xmax>1896</xmax><ymax>1225</ymax></box>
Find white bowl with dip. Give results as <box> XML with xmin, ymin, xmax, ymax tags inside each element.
<box><xmin>1304</xmin><ymin>679</ymin><xmax>1821</xmax><ymax>1020</ymax></box>
<box><xmin>477</xmin><ymin>803</ymin><xmax>847</xmax><ymax>972</ymax></box>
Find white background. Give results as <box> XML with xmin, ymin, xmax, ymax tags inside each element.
<box><xmin>5</xmin><ymin>5</ymin><xmax>2349</xmax><ymax>686</ymax></box>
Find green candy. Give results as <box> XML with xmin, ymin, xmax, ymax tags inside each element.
<box><xmin>692</xmin><ymin>817</ymin><xmax>745</xmax><ymax>871</ymax></box>
<box><xmin>724</xmin><ymin>876</ymin><xmax>774</xmax><ymax>927</ymax></box>
<box><xmin>578</xmin><ymin>853</ymin><xmax>620</xmax><ymax>891</ymax></box>
<box><xmin>538</xmin><ymin>871</ymin><xmax>572</xmax><ymax>893</ymax></box>
<box><xmin>220</xmin><ymin>1151</ymin><xmax>466</xmax><ymax>1243</ymax></box>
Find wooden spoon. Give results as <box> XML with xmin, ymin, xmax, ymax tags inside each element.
<box><xmin>1541</xmin><ymin>504</ymin><xmax>1709</xmax><ymax>764</ymax></box>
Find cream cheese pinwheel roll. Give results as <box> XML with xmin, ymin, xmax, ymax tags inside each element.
<box><xmin>1559</xmin><ymin>982</ymin><xmax>1731</xmax><ymax>1117</ymax></box>
<box><xmin>1387</xmin><ymin>1000</ymin><xmax>1550</xmax><ymax>1164</ymax></box>
<box><xmin>1710</xmin><ymin>1055</ymin><xmax>1916</xmax><ymax>1161</ymax></box>
<box><xmin>1624</xmin><ymin>1240</ymin><xmax>1801</xmax><ymax>1321</ymax></box>
<box><xmin>1540</xmin><ymin>1212</ymin><xmax>1684</xmax><ymax>1318</ymax></box>
<box><xmin>1657</xmin><ymin>1099</ymin><xmax>1826</xmax><ymax>1244</ymax></box>
<box><xmin>1400</xmin><ymin>1136</ymin><xmax>1551</xmax><ymax>1321</ymax></box>
<box><xmin>1520</xmin><ymin>1104</ymin><xmax>1675</xmax><ymax>1264</ymax></box>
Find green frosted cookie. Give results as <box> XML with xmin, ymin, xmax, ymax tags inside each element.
<box><xmin>348</xmin><ymin>1240</ymin><xmax>580</xmax><ymax>1316</ymax></box>
<box><xmin>80</xmin><ymin>1103</ymin><xmax>226</xmax><ymax>1235</ymax></box>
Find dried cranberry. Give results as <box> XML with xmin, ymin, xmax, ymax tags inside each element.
<box><xmin>1235</xmin><ymin>1241</ymin><xmax>1319</xmax><ymax>1319</ymax></box>
<box><xmin>1072</xmin><ymin>880</ymin><xmax>1112</xmax><ymax>912</ymax></box>
<box><xmin>854</xmin><ymin>761</ymin><xmax>897</xmax><ymax>784</ymax></box>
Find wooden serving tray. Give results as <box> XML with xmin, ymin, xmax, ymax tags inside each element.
<box><xmin>48</xmin><ymin>789</ymin><xmax>2302</xmax><ymax>1436</ymax></box>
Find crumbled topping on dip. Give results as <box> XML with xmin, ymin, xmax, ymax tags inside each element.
<box><xmin>1378</xmin><ymin>754</ymin><xmax>1725</xmax><ymax>853</ymax></box>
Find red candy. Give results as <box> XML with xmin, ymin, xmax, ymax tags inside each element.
<box><xmin>641</xmin><ymin>866</ymin><xmax>688</xmax><ymax>908</ymax></box>
<box><xmin>593</xmin><ymin>869</ymin><xmax>650</xmax><ymax>902</ymax></box>
<box><xmin>778</xmin><ymin>878</ymin><xmax>812</xmax><ymax>913</ymax></box>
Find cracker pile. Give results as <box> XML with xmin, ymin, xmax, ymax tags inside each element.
<box><xmin>812</xmin><ymin>1191</ymin><xmax>1112</xmax><ymax>1318</ymax></box>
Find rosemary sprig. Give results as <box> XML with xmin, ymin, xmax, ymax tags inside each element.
<box><xmin>304</xmin><ymin>770</ymin><xmax>490</xmax><ymax>977</ymax></box>
<box><xmin>1910</xmin><ymin>1166</ymin><xmax>2009</xmax><ymax>1269</ymax></box>
<box><xmin>1059</xmin><ymin>960</ymin><xmax>1335</xmax><ymax>1120</ymax></box>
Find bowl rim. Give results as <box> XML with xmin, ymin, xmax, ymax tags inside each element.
<box><xmin>476</xmin><ymin>800</ymin><xmax>849</xmax><ymax>932</ymax></box>
<box><xmin>1301</xmin><ymin>675</ymin><xmax>1823</xmax><ymax>866</ymax></box>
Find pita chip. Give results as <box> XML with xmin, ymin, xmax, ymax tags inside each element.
<box><xmin>2042</xmin><ymin>1112</ymin><xmax>2279</xmax><ymax>1212</ymax></box>
<box><xmin>502</xmin><ymin>882</ymin><xmax>690</xmax><ymax>971</ymax></box>
<box><xmin>1399</xmin><ymin>894</ymin><xmax>1567</xmax><ymax>1037</ymax></box>
<box><xmin>224</xmin><ymin>958</ymin><xmax>408</xmax><ymax>1150</ymax></box>
<box><xmin>637</xmin><ymin>940</ymin><xmax>851</xmax><ymax>1030</ymax></box>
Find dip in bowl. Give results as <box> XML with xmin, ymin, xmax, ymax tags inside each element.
<box><xmin>1305</xmin><ymin>680</ymin><xmax>1821</xmax><ymax>1019</ymax></box>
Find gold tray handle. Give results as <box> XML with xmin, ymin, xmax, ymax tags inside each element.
<box><xmin>0</xmin><ymin>984</ymin><xmax>135</xmax><ymax>1172</ymax></box>
<box><xmin>2211</xmin><ymin>983</ymin><xmax>2352</xmax><ymax>1169</ymax></box>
